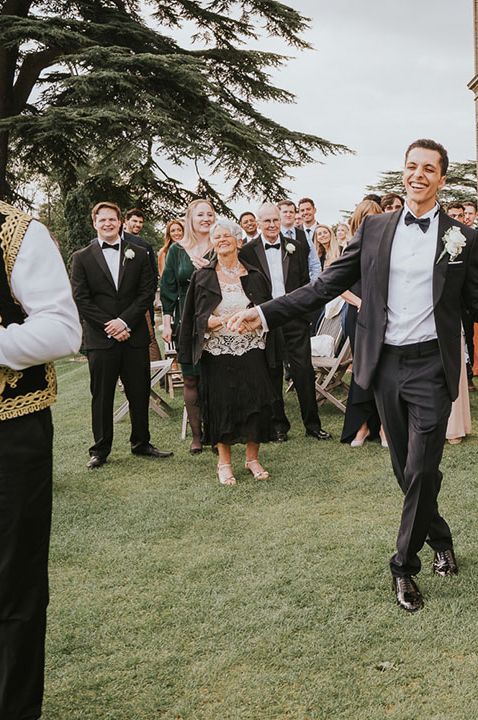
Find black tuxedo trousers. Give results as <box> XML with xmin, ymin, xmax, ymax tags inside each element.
<box><xmin>373</xmin><ymin>342</ymin><xmax>453</xmax><ymax>577</ymax></box>
<box><xmin>88</xmin><ymin>342</ymin><xmax>150</xmax><ymax>458</ymax></box>
<box><xmin>0</xmin><ymin>409</ymin><xmax>53</xmax><ymax>720</ymax></box>
<box><xmin>270</xmin><ymin>320</ymin><xmax>322</xmax><ymax>434</ymax></box>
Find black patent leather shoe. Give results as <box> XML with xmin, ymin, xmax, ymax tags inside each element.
<box><xmin>132</xmin><ymin>443</ymin><xmax>173</xmax><ymax>458</ymax></box>
<box><xmin>87</xmin><ymin>455</ymin><xmax>106</xmax><ymax>469</ymax></box>
<box><xmin>432</xmin><ymin>549</ymin><xmax>458</xmax><ymax>577</ymax></box>
<box><xmin>305</xmin><ymin>429</ymin><xmax>332</xmax><ymax>440</ymax></box>
<box><xmin>392</xmin><ymin>576</ymin><xmax>424</xmax><ymax>613</ymax></box>
<box><xmin>270</xmin><ymin>430</ymin><xmax>288</xmax><ymax>442</ymax></box>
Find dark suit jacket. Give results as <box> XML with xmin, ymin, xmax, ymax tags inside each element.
<box><xmin>261</xmin><ymin>209</ymin><xmax>478</xmax><ymax>401</ymax></box>
<box><xmin>122</xmin><ymin>230</ymin><xmax>158</xmax><ymax>287</ymax></box>
<box><xmin>71</xmin><ymin>238</ymin><xmax>155</xmax><ymax>350</ymax></box>
<box><xmin>178</xmin><ymin>259</ymin><xmax>277</xmax><ymax>366</ymax></box>
<box><xmin>239</xmin><ymin>234</ymin><xmax>310</xmax><ymax>296</ymax></box>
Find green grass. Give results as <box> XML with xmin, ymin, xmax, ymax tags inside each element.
<box><xmin>44</xmin><ymin>358</ymin><xmax>478</xmax><ymax>719</ymax></box>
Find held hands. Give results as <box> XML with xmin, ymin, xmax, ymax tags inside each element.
<box><xmin>104</xmin><ymin>318</ymin><xmax>130</xmax><ymax>342</ymax></box>
<box><xmin>227</xmin><ymin>308</ymin><xmax>263</xmax><ymax>334</ymax></box>
<box><xmin>207</xmin><ymin>314</ymin><xmax>226</xmax><ymax>331</ymax></box>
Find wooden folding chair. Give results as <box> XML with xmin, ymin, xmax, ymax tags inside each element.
<box><xmin>311</xmin><ymin>313</ymin><xmax>352</xmax><ymax>413</ymax></box>
<box><xmin>113</xmin><ymin>358</ymin><xmax>174</xmax><ymax>423</ymax></box>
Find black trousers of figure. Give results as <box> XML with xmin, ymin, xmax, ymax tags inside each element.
<box><xmin>373</xmin><ymin>341</ymin><xmax>453</xmax><ymax>577</ymax></box>
<box><xmin>270</xmin><ymin>319</ymin><xmax>322</xmax><ymax>434</ymax></box>
<box><xmin>0</xmin><ymin>409</ymin><xmax>53</xmax><ymax>720</ymax></box>
<box><xmin>87</xmin><ymin>343</ymin><xmax>151</xmax><ymax>458</ymax></box>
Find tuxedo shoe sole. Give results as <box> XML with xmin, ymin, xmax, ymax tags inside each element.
<box><xmin>87</xmin><ymin>456</ymin><xmax>106</xmax><ymax>469</ymax></box>
<box><xmin>392</xmin><ymin>576</ymin><xmax>424</xmax><ymax>613</ymax></box>
<box><xmin>132</xmin><ymin>450</ymin><xmax>174</xmax><ymax>458</ymax></box>
<box><xmin>305</xmin><ymin>430</ymin><xmax>332</xmax><ymax>440</ymax></box>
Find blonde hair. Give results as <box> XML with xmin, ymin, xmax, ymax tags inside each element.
<box><xmin>314</xmin><ymin>224</ymin><xmax>341</xmax><ymax>267</ymax></box>
<box><xmin>335</xmin><ymin>222</ymin><xmax>351</xmax><ymax>249</ymax></box>
<box><xmin>182</xmin><ymin>199</ymin><xmax>216</xmax><ymax>249</ymax></box>
<box><xmin>349</xmin><ymin>200</ymin><xmax>382</xmax><ymax>236</ymax></box>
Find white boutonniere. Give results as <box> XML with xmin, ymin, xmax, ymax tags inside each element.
<box><xmin>437</xmin><ymin>226</ymin><xmax>466</xmax><ymax>264</ymax></box>
<box><xmin>123</xmin><ymin>247</ymin><xmax>135</xmax><ymax>265</ymax></box>
<box><xmin>285</xmin><ymin>242</ymin><xmax>296</xmax><ymax>255</ymax></box>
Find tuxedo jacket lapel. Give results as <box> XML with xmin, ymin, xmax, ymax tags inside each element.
<box><xmin>376</xmin><ymin>209</ymin><xmax>402</xmax><ymax>305</ymax></box>
<box><xmin>91</xmin><ymin>240</ymin><xmax>116</xmax><ymax>289</ymax></box>
<box><xmin>252</xmin><ymin>238</ymin><xmax>272</xmax><ymax>286</ymax></box>
<box><xmin>280</xmin><ymin>235</ymin><xmax>290</xmax><ymax>283</ymax></box>
<box><xmin>118</xmin><ymin>240</ymin><xmax>127</xmax><ymax>289</ymax></box>
<box><xmin>433</xmin><ymin>210</ymin><xmax>453</xmax><ymax>307</ymax></box>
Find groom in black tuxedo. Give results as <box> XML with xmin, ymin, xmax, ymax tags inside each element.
<box><xmin>71</xmin><ymin>201</ymin><xmax>172</xmax><ymax>468</ymax></box>
<box><xmin>231</xmin><ymin>140</ymin><xmax>478</xmax><ymax>612</ymax></box>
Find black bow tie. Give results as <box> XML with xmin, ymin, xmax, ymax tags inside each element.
<box><xmin>102</xmin><ymin>242</ymin><xmax>120</xmax><ymax>250</ymax></box>
<box><xmin>404</xmin><ymin>212</ymin><xmax>430</xmax><ymax>233</ymax></box>
<box><xmin>265</xmin><ymin>243</ymin><xmax>280</xmax><ymax>250</ymax></box>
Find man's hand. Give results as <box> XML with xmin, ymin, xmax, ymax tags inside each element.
<box><xmin>104</xmin><ymin>318</ymin><xmax>130</xmax><ymax>341</ymax></box>
<box><xmin>227</xmin><ymin>307</ymin><xmax>263</xmax><ymax>333</ymax></box>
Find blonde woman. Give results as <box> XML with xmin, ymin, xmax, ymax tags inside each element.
<box><xmin>160</xmin><ymin>200</ymin><xmax>215</xmax><ymax>453</ymax></box>
<box><xmin>336</xmin><ymin>222</ymin><xmax>351</xmax><ymax>251</ymax></box>
<box><xmin>314</xmin><ymin>224</ymin><xmax>341</xmax><ymax>269</ymax></box>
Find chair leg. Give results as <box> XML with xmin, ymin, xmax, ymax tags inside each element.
<box><xmin>181</xmin><ymin>405</ymin><xmax>189</xmax><ymax>440</ymax></box>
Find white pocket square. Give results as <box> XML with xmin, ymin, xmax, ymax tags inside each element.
<box><xmin>448</xmin><ymin>260</ymin><xmax>463</xmax><ymax>265</ymax></box>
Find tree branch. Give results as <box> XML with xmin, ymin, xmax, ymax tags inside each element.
<box><xmin>12</xmin><ymin>47</ymin><xmax>64</xmax><ymax>114</ymax></box>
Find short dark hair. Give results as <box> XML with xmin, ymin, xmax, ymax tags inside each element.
<box><xmin>125</xmin><ymin>207</ymin><xmax>145</xmax><ymax>221</ymax></box>
<box><xmin>405</xmin><ymin>139</ymin><xmax>449</xmax><ymax>176</ymax></box>
<box><xmin>298</xmin><ymin>197</ymin><xmax>315</xmax><ymax>208</ymax></box>
<box><xmin>363</xmin><ymin>193</ymin><xmax>382</xmax><ymax>204</ymax></box>
<box><xmin>239</xmin><ymin>211</ymin><xmax>256</xmax><ymax>223</ymax></box>
<box><xmin>380</xmin><ymin>193</ymin><xmax>404</xmax><ymax>210</ymax></box>
<box><xmin>463</xmin><ymin>198</ymin><xmax>478</xmax><ymax>210</ymax></box>
<box><xmin>446</xmin><ymin>201</ymin><xmax>465</xmax><ymax>212</ymax></box>
<box><xmin>277</xmin><ymin>199</ymin><xmax>297</xmax><ymax>211</ymax></box>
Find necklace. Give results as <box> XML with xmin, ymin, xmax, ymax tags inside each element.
<box><xmin>218</xmin><ymin>260</ymin><xmax>241</xmax><ymax>278</ymax></box>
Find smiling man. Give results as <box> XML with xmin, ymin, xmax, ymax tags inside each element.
<box><xmin>229</xmin><ymin>139</ymin><xmax>478</xmax><ymax>612</ymax></box>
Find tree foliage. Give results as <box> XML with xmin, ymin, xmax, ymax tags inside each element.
<box><xmin>366</xmin><ymin>161</ymin><xmax>477</xmax><ymax>204</ymax></box>
<box><xmin>0</xmin><ymin>0</ymin><xmax>349</xmax><ymax>253</ymax></box>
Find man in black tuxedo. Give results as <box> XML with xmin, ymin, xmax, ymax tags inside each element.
<box><xmin>239</xmin><ymin>202</ymin><xmax>331</xmax><ymax>442</ymax></box>
<box><xmin>71</xmin><ymin>201</ymin><xmax>172</xmax><ymax>468</ymax></box>
<box><xmin>231</xmin><ymin>140</ymin><xmax>478</xmax><ymax>612</ymax></box>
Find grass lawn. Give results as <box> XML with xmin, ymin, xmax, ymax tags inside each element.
<box><xmin>44</xmin><ymin>358</ymin><xmax>478</xmax><ymax>720</ymax></box>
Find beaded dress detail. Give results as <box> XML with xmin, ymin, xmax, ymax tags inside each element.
<box><xmin>204</xmin><ymin>281</ymin><xmax>265</xmax><ymax>356</ymax></box>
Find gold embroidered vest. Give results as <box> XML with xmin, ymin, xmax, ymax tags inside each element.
<box><xmin>0</xmin><ymin>201</ymin><xmax>57</xmax><ymax>421</ymax></box>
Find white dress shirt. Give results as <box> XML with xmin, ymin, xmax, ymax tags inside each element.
<box><xmin>261</xmin><ymin>234</ymin><xmax>286</xmax><ymax>298</ymax></box>
<box><xmin>99</xmin><ymin>237</ymin><xmax>121</xmax><ymax>288</ymax></box>
<box><xmin>0</xmin><ymin>219</ymin><xmax>82</xmax><ymax>370</ymax></box>
<box><xmin>281</xmin><ymin>226</ymin><xmax>321</xmax><ymax>281</ymax></box>
<box><xmin>384</xmin><ymin>202</ymin><xmax>439</xmax><ymax>345</ymax></box>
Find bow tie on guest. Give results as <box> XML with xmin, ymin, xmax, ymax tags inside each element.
<box><xmin>101</xmin><ymin>242</ymin><xmax>120</xmax><ymax>250</ymax></box>
<box><xmin>265</xmin><ymin>243</ymin><xmax>281</xmax><ymax>250</ymax></box>
<box><xmin>404</xmin><ymin>212</ymin><xmax>430</xmax><ymax>233</ymax></box>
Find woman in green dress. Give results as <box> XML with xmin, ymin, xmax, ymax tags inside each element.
<box><xmin>160</xmin><ymin>199</ymin><xmax>215</xmax><ymax>453</ymax></box>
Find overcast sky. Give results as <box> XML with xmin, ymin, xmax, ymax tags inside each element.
<box><xmin>260</xmin><ymin>0</ymin><xmax>476</xmax><ymax>223</ymax></box>
<box><xmin>163</xmin><ymin>1</ymin><xmax>476</xmax><ymax>224</ymax></box>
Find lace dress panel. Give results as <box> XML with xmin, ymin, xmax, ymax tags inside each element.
<box><xmin>203</xmin><ymin>281</ymin><xmax>266</xmax><ymax>356</ymax></box>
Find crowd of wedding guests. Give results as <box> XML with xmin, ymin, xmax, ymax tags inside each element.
<box><xmin>145</xmin><ymin>192</ymin><xmax>477</xmax><ymax>484</ymax></box>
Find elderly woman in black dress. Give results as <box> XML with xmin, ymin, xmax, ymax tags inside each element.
<box><xmin>179</xmin><ymin>217</ymin><xmax>275</xmax><ymax>486</ymax></box>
